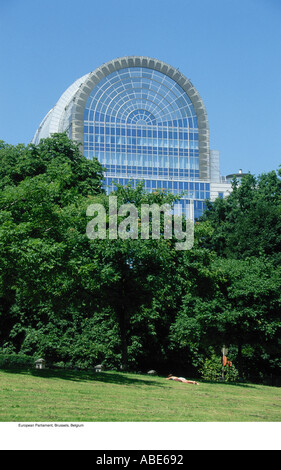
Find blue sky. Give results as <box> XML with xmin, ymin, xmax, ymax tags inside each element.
<box><xmin>0</xmin><ymin>0</ymin><xmax>280</xmax><ymax>177</ymax></box>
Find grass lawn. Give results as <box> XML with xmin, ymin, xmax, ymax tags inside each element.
<box><xmin>0</xmin><ymin>369</ymin><xmax>281</xmax><ymax>422</ymax></box>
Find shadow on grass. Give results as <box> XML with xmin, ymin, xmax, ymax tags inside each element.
<box><xmin>0</xmin><ymin>367</ymin><xmax>260</xmax><ymax>389</ymax></box>
<box><xmin>0</xmin><ymin>368</ymin><xmax>167</xmax><ymax>388</ymax></box>
<box><xmin>199</xmin><ymin>379</ymin><xmax>256</xmax><ymax>389</ymax></box>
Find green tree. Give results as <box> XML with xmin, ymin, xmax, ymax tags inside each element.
<box><xmin>81</xmin><ymin>182</ymin><xmax>183</xmax><ymax>370</ymax></box>
<box><xmin>201</xmin><ymin>171</ymin><xmax>281</xmax><ymax>262</ymax></box>
<box><xmin>170</xmin><ymin>254</ymin><xmax>281</xmax><ymax>379</ymax></box>
<box><xmin>0</xmin><ymin>134</ymin><xmax>105</xmax><ymax>362</ymax></box>
<box><xmin>0</xmin><ymin>137</ymin><xmax>187</xmax><ymax>371</ymax></box>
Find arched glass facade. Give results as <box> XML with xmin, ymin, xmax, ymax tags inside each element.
<box><xmin>33</xmin><ymin>57</ymin><xmax>231</xmax><ymax>219</ymax></box>
<box><xmin>83</xmin><ymin>66</ymin><xmax>209</xmax><ymax>219</ymax></box>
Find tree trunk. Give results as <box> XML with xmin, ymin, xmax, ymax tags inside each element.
<box><xmin>119</xmin><ymin>306</ymin><xmax>128</xmax><ymax>371</ymax></box>
<box><xmin>237</xmin><ymin>342</ymin><xmax>243</xmax><ymax>379</ymax></box>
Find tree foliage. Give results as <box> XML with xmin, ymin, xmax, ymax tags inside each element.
<box><xmin>0</xmin><ymin>134</ymin><xmax>280</xmax><ymax>383</ymax></box>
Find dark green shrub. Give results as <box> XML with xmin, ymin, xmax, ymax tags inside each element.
<box><xmin>0</xmin><ymin>353</ymin><xmax>35</xmax><ymax>369</ymax></box>
<box><xmin>199</xmin><ymin>352</ymin><xmax>239</xmax><ymax>382</ymax></box>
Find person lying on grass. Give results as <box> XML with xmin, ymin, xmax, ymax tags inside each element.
<box><xmin>166</xmin><ymin>375</ymin><xmax>199</xmax><ymax>385</ymax></box>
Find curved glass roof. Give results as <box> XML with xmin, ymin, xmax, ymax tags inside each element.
<box><xmin>84</xmin><ymin>67</ymin><xmax>198</xmax><ymax>128</ymax></box>
<box><xmin>32</xmin><ymin>56</ymin><xmax>210</xmax><ymax>182</ymax></box>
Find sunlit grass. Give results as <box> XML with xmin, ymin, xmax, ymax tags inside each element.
<box><xmin>0</xmin><ymin>369</ymin><xmax>281</xmax><ymax>422</ymax></box>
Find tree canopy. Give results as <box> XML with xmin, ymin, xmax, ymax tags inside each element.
<box><xmin>0</xmin><ymin>134</ymin><xmax>280</xmax><ymax>383</ymax></box>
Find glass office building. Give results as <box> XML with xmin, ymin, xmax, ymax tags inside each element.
<box><xmin>33</xmin><ymin>57</ymin><xmax>231</xmax><ymax>219</ymax></box>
